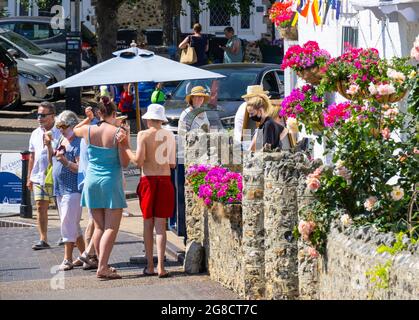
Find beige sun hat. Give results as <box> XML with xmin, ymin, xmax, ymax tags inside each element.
<box><xmin>241</xmin><ymin>85</ymin><xmax>270</xmax><ymax>99</ymax></box>
<box><xmin>185</xmin><ymin>86</ymin><xmax>210</xmax><ymax>105</ymax></box>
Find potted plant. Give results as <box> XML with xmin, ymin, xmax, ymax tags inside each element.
<box><xmin>281</xmin><ymin>41</ymin><xmax>331</xmax><ymax>85</ymax></box>
<box><xmin>268</xmin><ymin>0</ymin><xmax>298</xmax><ymax>41</ymax></box>
<box><xmin>280</xmin><ymin>84</ymin><xmax>325</xmax><ymax>136</ymax></box>
<box><xmin>186</xmin><ymin>165</ymin><xmax>243</xmax><ymax>218</ymax></box>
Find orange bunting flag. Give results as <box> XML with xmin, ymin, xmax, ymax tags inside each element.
<box><xmin>300</xmin><ymin>0</ymin><xmax>311</xmax><ymax>18</ymax></box>
<box><xmin>311</xmin><ymin>0</ymin><xmax>322</xmax><ymax>25</ymax></box>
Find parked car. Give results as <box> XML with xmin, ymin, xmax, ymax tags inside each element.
<box><xmin>163</xmin><ymin>63</ymin><xmax>284</xmax><ymax>133</ymax></box>
<box><xmin>0</xmin><ymin>44</ymin><xmax>19</xmax><ymax>109</ymax></box>
<box><xmin>17</xmin><ymin>58</ymin><xmax>55</xmax><ymax>103</ymax></box>
<box><xmin>0</xmin><ymin>16</ymin><xmax>98</xmax><ymax>65</ymax></box>
<box><xmin>0</xmin><ymin>28</ymin><xmax>90</xmax><ymax>94</ymax></box>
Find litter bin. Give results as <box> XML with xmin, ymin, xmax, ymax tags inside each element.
<box><xmin>117</xmin><ymin>28</ymin><xmax>138</xmax><ymax>50</ymax></box>
<box><xmin>145</xmin><ymin>29</ymin><xmax>163</xmax><ymax>46</ymax></box>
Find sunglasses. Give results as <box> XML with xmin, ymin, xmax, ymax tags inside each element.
<box><xmin>56</xmin><ymin>124</ymin><xmax>69</xmax><ymax>130</ymax></box>
<box><xmin>37</xmin><ymin>113</ymin><xmax>54</xmax><ymax>118</ymax></box>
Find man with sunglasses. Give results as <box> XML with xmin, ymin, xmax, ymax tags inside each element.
<box><xmin>28</xmin><ymin>102</ymin><xmax>61</xmax><ymax>250</ymax></box>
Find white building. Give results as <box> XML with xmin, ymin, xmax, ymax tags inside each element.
<box><xmin>179</xmin><ymin>0</ymin><xmax>269</xmax><ymax>41</ymax></box>
<box><xmin>6</xmin><ymin>0</ymin><xmax>96</xmax><ymax>32</ymax></box>
<box><xmin>290</xmin><ymin>0</ymin><xmax>419</xmax><ymax>162</ymax></box>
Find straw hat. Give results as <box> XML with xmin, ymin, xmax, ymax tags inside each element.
<box><xmin>241</xmin><ymin>85</ymin><xmax>270</xmax><ymax>99</ymax></box>
<box><xmin>185</xmin><ymin>86</ymin><xmax>210</xmax><ymax>105</ymax></box>
<box><xmin>142</xmin><ymin>103</ymin><xmax>168</xmax><ymax>123</ymax></box>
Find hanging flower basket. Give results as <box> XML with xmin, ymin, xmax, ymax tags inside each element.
<box><xmin>296</xmin><ymin>66</ymin><xmax>323</xmax><ymax>85</ymax></box>
<box><xmin>374</xmin><ymin>91</ymin><xmax>407</xmax><ymax>104</ymax></box>
<box><xmin>280</xmin><ymin>26</ymin><xmax>298</xmax><ymax>41</ymax></box>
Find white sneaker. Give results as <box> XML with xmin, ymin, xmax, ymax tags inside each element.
<box><xmin>59</xmin><ymin>259</ymin><xmax>74</xmax><ymax>271</ymax></box>
<box><xmin>122</xmin><ymin>211</ymin><xmax>132</xmax><ymax>217</ymax></box>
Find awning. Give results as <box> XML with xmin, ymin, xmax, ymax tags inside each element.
<box><xmin>350</xmin><ymin>0</ymin><xmax>419</xmax><ymax>22</ymax></box>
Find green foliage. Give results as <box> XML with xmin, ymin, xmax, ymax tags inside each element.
<box><xmin>366</xmin><ymin>231</ymin><xmax>408</xmax><ymax>298</ymax></box>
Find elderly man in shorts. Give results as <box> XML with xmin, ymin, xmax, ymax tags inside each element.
<box><xmin>28</xmin><ymin>102</ymin><xmax>61</xmax><ymax>250</ymax></box>
<box><xmin>120</xmin><ymin>104</ymin><xmax>176</xmax><ymax>278</ymax></box>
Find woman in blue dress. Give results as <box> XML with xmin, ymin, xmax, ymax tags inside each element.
<box><xmin>74</xmin><ymin>99</ymin><xmax>131</xmax><ymax>280</ymax></box>
<box><xmin>178</xmin><ymin>23</ymin><xmax>209</xmax><ymax>67</ymax></box>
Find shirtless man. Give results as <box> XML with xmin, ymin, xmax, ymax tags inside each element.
<box><xmin>120</xmin><ymin>103</ymin><xmax>176</xmax><ymax>278</ymax></box>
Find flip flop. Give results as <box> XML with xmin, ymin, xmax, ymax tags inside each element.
<box><xmin>143</xmin><ymin>267</ymin><xmax>157</xmax><ymax>276</ymax></box>
<box><xmin>97</xmin><ymin>271</ymin><xmax>122</xmax><ymax>280</ymax></box>
<box><xmin>158</xmin><ymin>271</ymin><xmax>171</xmax><ymax>278</ymax></box>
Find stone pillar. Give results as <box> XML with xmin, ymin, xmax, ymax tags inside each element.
<box><xmin>242</xmin><ymin>152</ymin><xmax>265</xmax><ymax>299</ymax></box>
<box><xmin>264</xmin><ymin>152</ymin><xmax>299</xmax><ymax>299</ymax></box>
<box><xmin>183</xmin><ymin>131</ymin><xmax>209</xmax><ymax>273</ymax></box>
<box><xmin>296</xmin><ymin>156</ymin><xmax>323</xmax><ymax>299</ymax></box>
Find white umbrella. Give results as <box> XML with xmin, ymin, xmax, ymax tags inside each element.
<box><xmin>48</xmin><ymin>46</ymin><xmax>225</xmax><ymax>130</ymax></box>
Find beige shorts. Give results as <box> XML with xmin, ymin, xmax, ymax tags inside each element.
<box><xmin>33</xmin><ymin>183</ymin><xmax>55</xmax><ymax>203</ymax></box>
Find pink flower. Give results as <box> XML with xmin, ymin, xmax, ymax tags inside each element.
<box><xmin>411</xmin><ymin>35</ymin><xmax>419</xmax><ymax>61</ymax></box>
<box><xmin>346</xmin><ymin>84</ymin><xmax>359</xmax><ymax>95</ymax></box>
<box><xmin>377</xmin><ymin>83</ymin><xmax>396</xmax><ymax>96</ymax></box>
<box><xmin>204</xmin><ymin>198</ymin><xmax>211</xmax><ymax>206</ymax></box>
<box><xmin>383</xmin><ymin>108</ymin><xmax>399</xmax><ymax>121</ymax></box>
<box><xmin>364</xmin><ymin>196</ymin><xmax>378</xmax><ymax>212</ymax></box>
<box><xmin>414</xmin><ymin>147</ymin><xmax>419</xmax><ymax>154</ymax></box>
<box><xmin>298</xmin><ymin>220</ymin><xmax>316</xmax><ymax>241</ymax></box>
<box><xmin>368</xmin><ymin>82</ymin><xmax>378</xmax><ymax>95</ymax></box>
<box><xmin>307</xmin><ymin>177</ymin><xmax>321</xmax><ymax>192</ymax></box>
<box><xmin>307</xmin><ymin>247</ymin><xmax>319</xmax><ymax>258</ymax></box>
<box><xmin>381</xmin><ymin>127</ymin><xmax>391</xmax><ymax>140</ymax></box>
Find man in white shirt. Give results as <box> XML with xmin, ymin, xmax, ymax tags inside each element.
<box><xmin>28</xmin><ymin>102</ymin><xmax>60</xmax><ymax>250</ymax></box>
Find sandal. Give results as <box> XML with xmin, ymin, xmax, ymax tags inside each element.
<box><xmin>97</xmin><ymin>270</ymin><xmax>122</xmax><ymax>280</ymax></box>
<box><xmin>143</xmin><ymin>266</ymin><xmax>157</xmax><ymax>276</ymax></box>
<box><xmin>158</xmin><ymin>271</ymin><xmax>171</xmax><ymax>278</ymax></box>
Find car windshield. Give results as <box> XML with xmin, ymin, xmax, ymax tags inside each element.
<box><xmin>1</xmin><ymin>30</ymin><xmax>48</xmax><ymax>55</ymax></box>
<box><xmin>172</xmin><ymin>68</ymin><xmax>259</xmax><ymax>101</ymax></box>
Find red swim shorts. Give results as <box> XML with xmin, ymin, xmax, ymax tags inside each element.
<box><xmin>137</xmin><ymin>176</ymin><xmax>175</xmax><ymax>220</ymax></box>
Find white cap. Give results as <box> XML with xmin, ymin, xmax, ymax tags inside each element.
<box><xmin>142</xmin><ymin>104</ymin><xmax>168</xmax><ymax>123</ymax></box>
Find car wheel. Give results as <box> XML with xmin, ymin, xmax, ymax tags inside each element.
<box><xmin>3</xmin><ymin>94</ymin><xmax>22</xmax><ymax>110</ymax></box>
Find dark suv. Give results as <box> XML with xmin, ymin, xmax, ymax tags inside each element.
<box><xmin>0</xmin><ymin>16</ymin><xmax>97</xmax><ymax>65</ymax></box>
<box><xmin>0</xmin><ymin>45</ymin><xmax>19</xmax><ymax>109</ymax></box>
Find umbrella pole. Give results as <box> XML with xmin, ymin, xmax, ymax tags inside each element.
<box><xmin>135</xmin><ymin>82</ymin><xmax>141</xmax><ymax>132</ymax></box>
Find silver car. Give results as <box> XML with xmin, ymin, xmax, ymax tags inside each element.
<box><xmin>0</xmin><ymin>28</ymin><xmax>89</xmax><ymax>94</ymax></box>
<box><xmin>17</xmin><ymin>58</ymin><xmax>55</xmax><ymax>103</ymax></box>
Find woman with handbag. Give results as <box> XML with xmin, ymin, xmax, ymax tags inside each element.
<box><xmin>178</xmin><ymin>23</ymin><xmax>209</xmax><ymax>67</ymax></box>
<box><xmin>45</xmin><ymin>110</ymin><xmax>85</xmax><ymax>271</ymax></box>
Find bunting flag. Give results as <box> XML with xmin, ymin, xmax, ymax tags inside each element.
<box><xmin>291</xmin><ymin>11</ymin><xmax>299</xmax><ymax>27</ymax></box>
<box><xmin>311</xmin><ymin>0</ymin><xmax>322</xmax><ymax>25</ymax></box>
<box><xmin>291</xmin><ymin>0</ymin><xmax>300</xmax><ymax>26</ymax></box>
<box><xmin>300</xmin><ymin>0</ymin><xmax>311</xmax><ymax>17</ymax></box>
<box><xmin>336</xmin><ymin>0</ymin><xmax>341</xmax><ymax>20</ymax></box>
<box><xmin>322</xmin><ymin>0</ymin><xmax>331</xmax><ymax>25</ymax></box>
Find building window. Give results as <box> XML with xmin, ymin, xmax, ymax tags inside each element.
<box><xmin>209</xmin><ymin>6</ymin><xmax>231</xmax><ymax>26</ymax></box>
<box><xmin>342</xmin><ymin>26</ymin><xmax>358</xmax><ymax>53</ymax></box>
<box><xmin>241</xmin><ymin>12</ymin><xmax>250</xmax><ymax>29</ymax></box>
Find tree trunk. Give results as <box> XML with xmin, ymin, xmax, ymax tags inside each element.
<box><xmin>95</xmin><ymin>0</ymin><xmax>124</xmax><ymax>62</ymax></box>
<box><xmin>162</xmin><ymin>0</ymin><xmax>182</xmax><ymax>46</ymax></box>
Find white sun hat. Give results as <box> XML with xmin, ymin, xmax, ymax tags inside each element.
<box><xmin>142</xmin><ymin>103</ymin><xmax>168</xmax><ymax>123</ymax></box>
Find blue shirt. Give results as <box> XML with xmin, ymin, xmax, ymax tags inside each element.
<box><xmin>52</xmin><ymin>136</ymin><xmax>81</xmax><ymax>196</ymax></box>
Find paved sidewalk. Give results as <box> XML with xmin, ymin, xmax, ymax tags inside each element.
<box><xmin>0</xmin><ymin>200</ymin><xmax>240</xmax><ymax>300</ymax></box>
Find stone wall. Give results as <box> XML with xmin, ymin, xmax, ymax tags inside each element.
<box><xmin>184</xmin><ymin>132</ymin><xmax>305</xmax><ymax>299</ymax></box>
<box><xmin>318</xmin><ymin>224</ymin><xmax>419</xmax><ymax>300</ymax></box>
<box><xmin>183</xmin><ymin>131</ymin><xmax>419</xmax><ymax>300</ymax></box>
<box><xmin>118</xmin><ymin>0</ymin><xmax>163</xmax><ymax>43</ymax></box>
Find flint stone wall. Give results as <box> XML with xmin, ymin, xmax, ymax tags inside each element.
<box><xmin>183</xmin><ymin>132</ymin><xmax>419</xmax><ymax>300</ymax></box>
<box><xmin>319</xmin><ymin>223</ymin><xmax>419</xmax><ymax>300</ymax></box>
